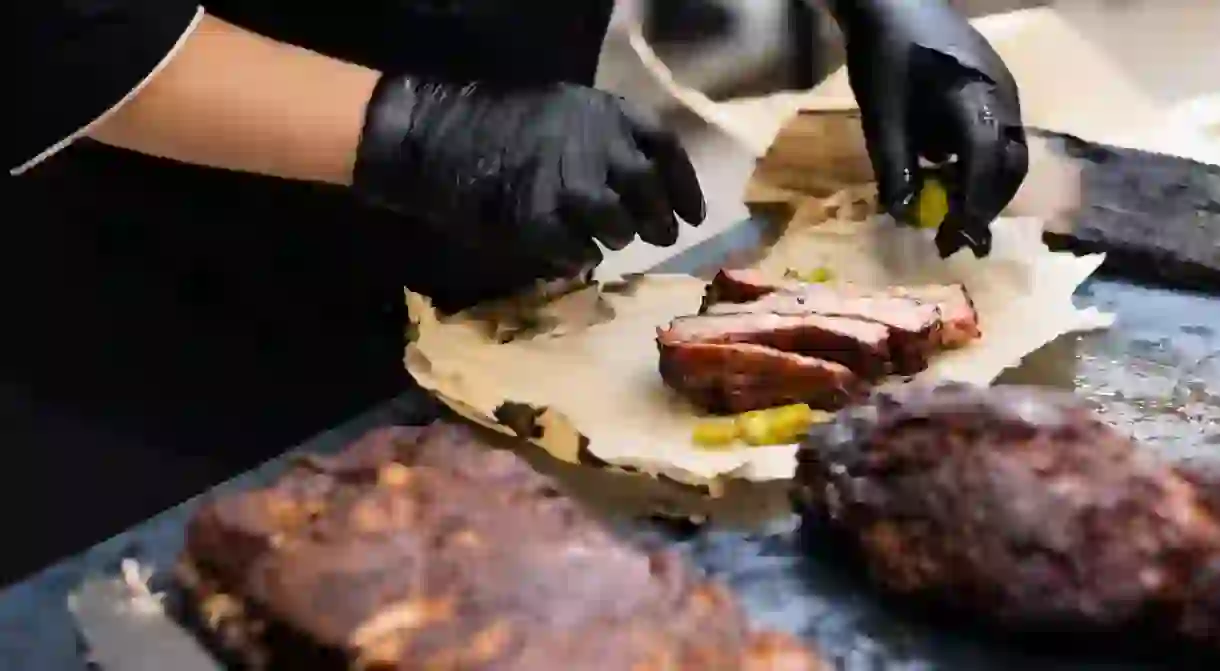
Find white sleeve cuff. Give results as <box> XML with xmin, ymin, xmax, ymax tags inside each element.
<box><xmin>10</xmin><ymin>6</ymin><xmax>206</xmax><ymax>176</ymax></box>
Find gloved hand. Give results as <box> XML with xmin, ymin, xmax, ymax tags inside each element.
<box><xmin>827</xmin><ymin>0</ymin><xmax>1028</xmax><ymax>257</ymax></box>
<box><xmin>352</xmin><ymin>76</ymin><xmax>706</xmax><ymax>280</ymax></box>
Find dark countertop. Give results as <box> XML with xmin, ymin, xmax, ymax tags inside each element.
<box><xmin>3</xmin><ymin>212</ymin><xmax>1218</xmax><ymax>669</ymax></box>
<box><xmin>4</xmin><ymin>137</ymin><xmax>1219</xmax><ymax>670</ymax></box>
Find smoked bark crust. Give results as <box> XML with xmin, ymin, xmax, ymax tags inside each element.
<box><xmin>180</xmin><ymin>423</ymin><xmax>824</xmax><ymax>670</ymax></box>
<box><xmin>795</xmin><ymin>383</ymin><xmax>1220</xmax><ymax>651</ymax></box>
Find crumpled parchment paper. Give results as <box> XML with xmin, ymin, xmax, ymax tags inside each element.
<box><xmin>405</xmin><ymin>198</ymin><xmax>1112</xmax><ymax>487</ymax></box>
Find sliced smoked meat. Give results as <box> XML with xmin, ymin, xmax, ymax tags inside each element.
<box><xmin>658</xmin><ymin>270</ymin><xmax>983</xmax><ymax>415</ymax></box>
<box><xmin>885</xmin><ymin>284</ymin><xmax>981</xmax><ymax>348</ymax></box>
<box><xmin>703</xmin><ymin>293</ymin><xmax>939</xmax><ymax>376</ymax></box>
<box><xmin>660</xmin><ymin>312</ymin><xmax>892</xmax><ymax>379</ymax></box>
<box><xmin>705</xmin><ymin>268</ymin><xmax>979</xmax><ymax>350</ymax></box>
<box><xmin>658</xmin><ymin>341</ymin><xmax>864</xmax><ymax>414</ymax></box>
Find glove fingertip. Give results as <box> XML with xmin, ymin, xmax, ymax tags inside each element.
<box><xmin>881</xmin><ymin>182</ymin><xmax>918</xmax><ymax>225</ymax></box>
<box><xmin>935</xmin><ymin>214</ymin><xmax>993</xmax><ymax>259</ymax></box>
<box><xmin>967</xmin><ymin>226</ymin><xmax>993</xmax><ymax>258</ymax></box>
<box><xmin>676</xmin><ymin>189</ymin><xmax>707</xmax><ymax>227</ymax></box>
<box><xmin>559</xmin><ymin>189</ymin><xmax>637</xmax><ymax>252</ymax></box>
<box><xmin>871</xmin><ymin>150</ymin><xmax>919</xmax><ymax>224</ymax></box>
<box><xmin>619</xmin><ymin>119</ymin><xmax>706</xmax><ymax>227</ymax></box>
<box><xmin>1003</xmin><ymin>131</ymin><xmax>1030</xmax><ymax>186</ymax></box>
<box><xmin>934</xmin><ymin>230</ymin><xmax>964</xmax><ymax>259</ymax></box>
<box><xmin>640</xmin><ymin>212</ymin><xmax>681</xmax><ymax>248</ymax></box>
<box><xmin>934</xmin><ymin>218</ymin><xmax>962</xmax><ymax>258</ymax></box>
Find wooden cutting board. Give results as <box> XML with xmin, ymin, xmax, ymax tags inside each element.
<box><xmin>1033</xmin><ymin>129</ymin><xmax>1220</xmax><ymax>293</ymax></box>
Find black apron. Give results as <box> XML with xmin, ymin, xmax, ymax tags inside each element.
<box><xmin>0</xmin><ymin>0</ymin><xmax>614</xmax><ymax>582</ymax></box>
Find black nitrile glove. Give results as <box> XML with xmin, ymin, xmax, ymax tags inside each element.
<box><xmin>352</xmin><ymin>76</ymin><xmax>706</xmax><ymax>280</ymax></box>
<box><xmin>827</xmin><ymin>0</ymin><xmax>1028</xmax><ymax>257</ymax></box>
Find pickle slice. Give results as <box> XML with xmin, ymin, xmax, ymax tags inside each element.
<box><xmin>694</xmin><ymin>405</ymin><xmax>834</xmax><ymax>448</ymax></box>
<box><xmin>915</xmin><ymin>176</ymin><xmax>949</xmax><ymax>229</ymax></box>
<box><xmin>736</xmin><ymin>404</ymin><xmax>830</xmax><ymax>446</ymax></box>
<box><xmin>783</xmin><ymin>267</ymin><xmax>834</xmax><ymax>284</ymax></box>
<box><xmin>691</xmin><ymin>418</ymin><xmax>741</xmax><ymax>448</ymax></box>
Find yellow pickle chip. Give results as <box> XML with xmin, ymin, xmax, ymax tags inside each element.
<box><xmin>694</xmin><ymin>405</ymin><xmax>833</xmax><ymax>448</ymax></box>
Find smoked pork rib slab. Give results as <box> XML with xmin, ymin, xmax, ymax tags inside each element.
<box><xmin>179</xmin><ymin>423</ymin><xmax>826</xmax><ymax>670</ymax></box>
<box><xmin>794</xmin><ymin>383</ymin><xmax>1220</xmax><ymax>651</ymax></box>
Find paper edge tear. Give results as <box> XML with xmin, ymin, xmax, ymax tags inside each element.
<box><xmin>406</xmin><ymin>229</ymin><xmax>1114</xmax><ymax>486</ymax></box>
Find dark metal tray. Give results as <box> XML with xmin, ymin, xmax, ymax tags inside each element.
<box><xmin>3</xmin><ymin>143</ymin><xmax>1218</xmax><ymax>670</ymax></box>
<box><xmin>12</xmin><ymin>269</ymin><xmax>1213</xmax><ymax>671</ymax></box>
<box><xmin>1032</xmin><ymin>128</ymin><xmax>1220</xmax><ymax>292</ymax></box>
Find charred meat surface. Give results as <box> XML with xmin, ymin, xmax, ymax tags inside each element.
<box><xmin>794</xmin><ymin>383</ymin><xmax>1220</xmax><ymax>650</ymax></box>
<box><xmin>703</xmin><ymin>292</ymin><xmax>940</xmax><ymax>375</ymax></box>
<box><xmin>659</xmin><ymin>341</ymin><xmax>865</xmax><ymax>414</ymax></box>
<box><xmin>180</xmin><ymin>423</ymin><xmax>827</xmax><ymax>670</ymax></box>
<box><xmin>659</xmin><ymin>269</ymin><xmax>982</xmax><ymax>415</ymax></box>
<box><xmin>705</xmin><ymin>269</ymin><xmax>979</xmax><ymax>350</ymax></box>
<box><xmin>662</xmin><ymin>312</ymin><xmax>892</xmax><ymax>379</ymax></box>
<box><xmin>885</xmin><ymin>284</ymin><xmax>981</xmax><ymax>348</ymax></box>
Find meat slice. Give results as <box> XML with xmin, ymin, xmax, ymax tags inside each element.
<box><xmin>794</xmin><ymin>383</ymin><xmax>1220</xmax><ymax>651</ymax></box>
<box><xmin>661</xmin><ymin>312</ymin><xmax>892</xmax><ymax>379</ymax></box>
<box><xmin>705</xmin><ymin>269</ymin><xmax>980</xmax><ymax>350</ymax></box>
<box><xmin>660</xmin><ymin>270</ymin><xmax>983</xmax><ymax>415</ymax></box>
<box><xmin>658</xmin><ymin>341</ymin><xmax>864</xmax><ymax>414</ymax></box>
<box><xmin>704</xmin><ymin>289</ymin><xmax>940</xmax><ymax>375</ymax></box>
<box><xmin>885</xmin><ymin>284</ymin><xmax>981</xmax><ymax>348</ymax></box>
<box><xmin>180</xmin><ymin>424</ymin><xmax>828</xmax><ymax>670</ymax></box>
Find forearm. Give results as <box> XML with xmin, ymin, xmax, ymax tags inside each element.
<box><xmin>88</xmin><ymin>13</ymin><xmax>381</xmax><ymax>186</ymax></box>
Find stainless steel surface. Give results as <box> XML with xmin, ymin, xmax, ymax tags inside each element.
<box><xmin>64</xmin><ymin>217</ymin><xmax>1220</xmax><ymax>670</ymax></box>
<box><xmin>11</xmin><ymin>152</ymin><xmax>1215</xmax><ymax>670</ymax></box>
<box><xmin>71</xmin><ymin>573</ymin><xmax>218</xmax><ymax>671</ymax></box>
<box><xmin>1068</xmin><ymin>280</ymin><xmax>1219</xmax><ymax>460</ymax></box>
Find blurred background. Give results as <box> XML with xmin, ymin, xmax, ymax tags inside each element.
<box><xmin>592</xmin><ymin>0</ymin><xmax>1218</xmax><ymax>276</ymax></box>
<box><xmin>602</xmin><ymin>1</ymin><xmax>1085</xmax><ymax>106</ymax></box>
